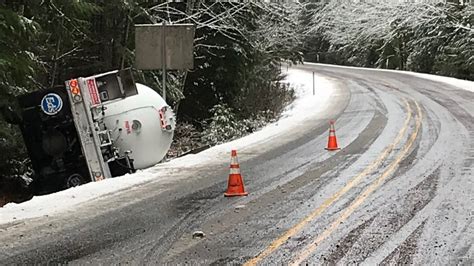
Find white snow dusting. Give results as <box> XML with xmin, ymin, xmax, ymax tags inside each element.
<box><xmin>4</xmin><ymin>64</ymin><xmax>469</xmax><ymax>225</ymax></box>
<box><xmin>407</xmin><ymin>72</ymin><xmax>474</xmax><ymax>93</ymax></box>
<box><xmin>305</xmin><ymin>62</ymin><xmax>474</xmax><ymax>93</ymax></box>
<box><xmin>0</xmin><ymin>67</ymin><xmax>335</xmax><ymax>225</ymax></box>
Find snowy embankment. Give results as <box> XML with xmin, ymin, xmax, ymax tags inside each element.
<box><xmin>0</xmin><ymin>67</ymin><xmax>335</xmax><ymax>225</ymax></box>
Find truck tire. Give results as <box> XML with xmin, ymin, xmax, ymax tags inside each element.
<box><xmin>66</xmin><ymin>174</ymin><xmax>85</xmax><ymax>188</ymax></box>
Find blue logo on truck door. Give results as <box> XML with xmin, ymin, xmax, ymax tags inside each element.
<box><xmin>41</xmin><ymin>93</ymin><xmax>63</xmax><ymax>115</ymax></box>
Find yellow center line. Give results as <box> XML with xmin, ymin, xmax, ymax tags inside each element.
<box><xmin>244</xmin><ymin>100</ymin><xmax>413</xmax><ymax>266</ymax></box>
<box><xmin>290</xmin><ymin>101</ymin><xmax>423</xmax><ymax>265</ymax></box>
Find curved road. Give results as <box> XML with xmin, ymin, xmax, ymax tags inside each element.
<box><xmin>0</xmin><ymin>64</ymin><xmax>472</xmax><ymax>265</ymax></box>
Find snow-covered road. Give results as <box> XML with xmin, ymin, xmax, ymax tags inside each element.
<box><xmin>1</xmin><ymin>63</ymin><xmax>472</xmax><ymax>265</ymax></box>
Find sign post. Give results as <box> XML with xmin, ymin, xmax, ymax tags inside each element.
<box><xmin>135</xmin><ymin>23</ymin><xmax>195</xmax><ymax>102</ymax></box>
<box><xmin>162</xmin><ymin>21</ymin><xmax>167</xmax><ymax>103</ymax></box>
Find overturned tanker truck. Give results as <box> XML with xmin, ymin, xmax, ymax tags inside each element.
<box><xmin>17</xmin><ymin>69</ymin><xmax>175</xmax><ymax>194</ymax></box>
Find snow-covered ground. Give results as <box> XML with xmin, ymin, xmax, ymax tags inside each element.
<box><xmin>305</xmin><ymin>62</ymin><xmax>474</xmax><ymax>93</ymax></box>
<box><xmin>0</xmin><ymin>67</ymin><xmax>335</xmax><ymax>225</ymax></box>
<box><xmin>2</xmin><ymin>64</ymin><xmax>472</xmax><ymax>225</ymax></box>
<box><xmin>407</xmin><ymin>72</ymin><xmax>474</xmax><ymax>93</ymax></box>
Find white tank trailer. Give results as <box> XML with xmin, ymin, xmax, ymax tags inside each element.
<box><xmin>102</xmin><ymin>83</ymin><xmax>176</xmax><ymax>169</ymax></box>
<box><xmin>17</xmin><ymin>69</ymin><xmax>176</xmax><ymax>194</ymax></box>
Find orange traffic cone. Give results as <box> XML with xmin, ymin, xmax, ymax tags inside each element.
<box><xmin>325</xmin><ymin>120</ymin><xmax>340</xmax><ymax>151</ymax></box>
<box><xmin>224</xmin><ymin>150</ymin><xmax>249</xmax><ymax>197</ymax></box>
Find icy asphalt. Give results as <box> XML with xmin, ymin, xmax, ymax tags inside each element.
<box><xmin>0</xmin><ymin>64</ymin><xmax>472</xmax><ymax>265</ymax></box>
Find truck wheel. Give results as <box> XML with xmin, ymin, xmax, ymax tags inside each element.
<box><xmin>66</xmin><ymin>174</ymin><xmax>84</xmax><ymax>188</ymax></box>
